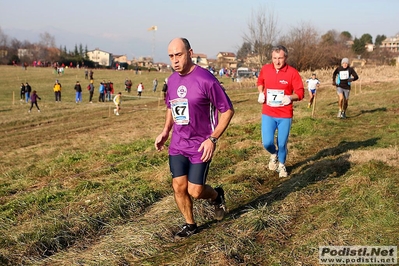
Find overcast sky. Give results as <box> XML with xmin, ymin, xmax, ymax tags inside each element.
<box><xmin>1</xmin><ymin>0</ymin><xmax>398</xmax><ymax>63</ymax></box>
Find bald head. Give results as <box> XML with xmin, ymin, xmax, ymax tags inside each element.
<box><xmin>169</xmin><ymin>38</ymin><xmax>191</xmax><ymax>50</ymax></box>
<box><xmin>168</xmin><ymin>38</ymin><xmax>194</xmax><ymax>75</ymax></box>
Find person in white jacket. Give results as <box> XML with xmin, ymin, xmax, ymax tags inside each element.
<box><xmin>113</xmin><ymin>92</ymin><xmax>122</xmax><ymax>115</ymax></box>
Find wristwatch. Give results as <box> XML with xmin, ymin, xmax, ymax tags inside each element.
<box><xmin>208</xmin><ymin>136</ymin><xmax>218</xmax><ymax>144</ymax></box>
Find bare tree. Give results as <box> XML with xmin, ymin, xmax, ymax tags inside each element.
<box><xmin>279</xmin><ymin>22</ymin><xmax>326</xmax><ymax>71</ymax></box>
<box><xmin>39</xmin><ymin>32</ymin><xmax>56</xmax><ymax>48</ymax></box>
<box><xmin>0</xmin><ymin>27</ymin><xmax>9</xmax><ymax>64</ymax></box>
<box><xmin>0</xmin><ymin>27</ymin><xmax>8</xmax><ymax>47</ymax></box>
<box><xmin>243</xmin><ymin>5</ymin><xmax>279</xmax><ymax>68</ymax></box>
<box><xmin>319</xmin><ymin>29</ymin><xmax>353</xmax><ymax>66</ymax></box>
<box><xmin>38</xmin><ymin>32</ymin><xmax>56</xmax><ymax>62</ymax></box>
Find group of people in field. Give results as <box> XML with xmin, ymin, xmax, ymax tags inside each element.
<box><xmin>20</xmin><ymin>82</ymin><xmax>41</xmax><ymax>113</ymax></box>
<box><xmin>124</xmin><ymin>78</ymin><xmax>152</xmax><ymax>98</ymax></box>
<box><xmin>21</xmin><ymin>71</ymin><xmax>169</xmax><ymax>116</ymax></box>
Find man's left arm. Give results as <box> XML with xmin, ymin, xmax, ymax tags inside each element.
<box><xmin>210</xmin><ymin>108</ymin><xmax>235</xmax><ymax>139</ymax></box>
<box><xmin>289</xmin><ymin>72</ymin><xmax>305</xmax><ymax>102</ymax></box>
<box><xmin>199</xmin><ymin>108</ymin><xmax>234</xmax><ymax>162</ymax></box>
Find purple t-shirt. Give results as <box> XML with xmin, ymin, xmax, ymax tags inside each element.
<box><xmin>166</xmin><ymin>65</ymin><xmax>233</xmax><ymax>162</ymax></box>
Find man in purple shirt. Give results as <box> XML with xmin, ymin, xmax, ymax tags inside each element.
<box><xmin>155</xmin><ymin>38</ymin><xmax>234</xmax><ymax>238</ymax></box>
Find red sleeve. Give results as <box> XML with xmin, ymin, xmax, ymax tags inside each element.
<box><xmin>257</xmin><ymin>66</ymin><xmax>266</xmax><ymax>87</ymax></box>
<box><xmin>292</xmin><ymin>70</ymin><xmax>304</xmax><ymax>100</ymax></box>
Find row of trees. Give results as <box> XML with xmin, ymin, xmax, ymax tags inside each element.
<box><xmin>237</xmin><ymin>6</ymin><xmax>396</xmax><ymax>71</ymax></box>
<box><xmin>0</xmin><ymin>27</ymin><xmax>93</xmax><ymax>67</ymax></box>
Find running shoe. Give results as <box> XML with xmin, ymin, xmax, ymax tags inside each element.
<box><xmin>268</xmin><ymin>154</ymin><xmax>278</xmax><ymax>171</ymax></box>
<box><xmin>212</xmin><ymin>187</ymin><xmax>226</xmax><ymax>221</ymax></box>
<box><xmin>277</xmin><ymin>163</ymin><xmax>288</xmax><ymax>178</ymax></box>
<box><xmin>341</xmin><ymin>112</ymin><xmax>346</xmax><ymax>119</ymax></box>
<box><xmin>175</xmin><ymin>223</ymin><xmax>198</xmax><ymax>238</ymax></box>
<box><xmin>337</xmin><ymin>110</ymin><xmax>342</xmax><ymax>118</ymax></box>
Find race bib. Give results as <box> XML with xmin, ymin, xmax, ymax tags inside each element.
<box><xmin>339</xmin><ymin>70</ymin><xmax>349</xmax><ymax>80</ymax></box>
<box><xmin>170</xmin><ymin>98</ymin><xmax>190</xmax><ymax>125</ymax></box>
<box><xmin>267</xmin><ymin>89</ymin><xmax>285</xmax><ymax>107</ymax></box>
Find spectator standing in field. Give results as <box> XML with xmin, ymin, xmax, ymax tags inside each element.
<box><xmin>84</xmin><ymin>68</ymin><xmax>88</xmax><ymax>79</ymax></box>
<box><xmin>162</xmin><ymin>79</ymin><xmax>168</xmax><ymax>101</ymax></box>
<box><xmin>25</xmin><ymin>82</ymin><xmax>32</xmax><ymax>103</ymax></box>
<box><xmin>257</xmin><ymin>45</ymin><xmax>304</xmax><ymax>178</ymax></box>
<box><xmin>28</xmin><ymin>90</ymin><xmax>41</xmax><ymax>113</ymax></box>
<box><xmin>125</xmin><ymin>78</ymin><xmax>132</xmax><ymax>93</ymax></box>
<box><xmin>113</xmin><ymin>92</ymin><xmax>122</xmax><ymax>115</ymax></box>
<box><xmin>98</xmin><ymin>82</ymin><xmax>105</xmax><ymax>102</ymax></box>
<box><xmin>124</xmin><ymin>78</ymin><xmax>128</xmax><ymax>92</ymax></box>
<box><xmin>152</xmin><ymin>78</ymin><xmax>158</xmax><ymax>92</ymax></box>
<box><xmin>20</xmin><ymin>83</ymin><xmax>26</xmax><ymax>101</ymax></box>
<box><xmin>219</xmin><ymin>68</ymin><xmax>224</xmax><ymax>77</ymax></box>
<box><xmin>88</xmin><ymin>80</ymin><xmax>95</xmax><ymax>103</ymax></box>
<box><xmin>74</xmin><ymin>81</ymin><xmax>82</xmax><ymax>103</ymax></box>
<box><xmin>109</xmin><ymin>80</ymin><xmax>114</xmax><ymax>101</ymax></box>
<box><xmin>104</xmin><ymin>81</ymin><xmax>111</xmax><ymax>101</ymax></box>
<box><xmin>332</xmin><ymin>58</ymin><xmax>359</xmax><ymax>119</ymax></box>
<box><xmin>53</xmin><ymin>80</ymin><xmax>62</xmax><ymax>102</ymax></box>
<box><xmin>137</xmin><ymin>82</ymin><xmax>144</xmax><ymax>98</ymax></box>
<box><xmin>89</xmin><ymin>70</ymin><xmax>94</xmax><ymax>80</ymax></box>
<box><xmin>306</xmin><ymin>73</ymin><xmax>320</xmax><ymax>108</ymax></box>
<box><xmin>154</xmin><ymin>38</ymin><xmax>235</xmax><ymax>238</ymax></box>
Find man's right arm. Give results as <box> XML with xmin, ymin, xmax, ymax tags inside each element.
<box><xmin>332</xmin><ymin>68</ymin><xmax>338</xmax><ymax>85</ymax></box>
<box><xmin>155</xmin><ymin>109</ymin><xmax>173</xmax><ymax>151</ymax></box>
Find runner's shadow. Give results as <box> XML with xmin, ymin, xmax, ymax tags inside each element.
<box><xmin>350</xmin><ymin>107</ymin><xmax>387</xmax><ymax>118</ymax></box>
<box><xmin>291</xmin><ymin>137</ymin><xmax>380</xmax><ymax>171</ymax></box>
<box><xmin>225</xmin><ymin>137</ymin><xmax>380</xmax><ymax>219</ymax></box>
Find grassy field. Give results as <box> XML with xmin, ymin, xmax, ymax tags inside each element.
<box><xmin>0</xmin><ymin>65</ymin><xmax>398</xmax><ymax>265</ymax></box>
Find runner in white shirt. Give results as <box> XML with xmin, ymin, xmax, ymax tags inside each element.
<box><xmin>306</xmin><ymin>73</ymin><xmax>320</xmax><ymax>108</ymax></box>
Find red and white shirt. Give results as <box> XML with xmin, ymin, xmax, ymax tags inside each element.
<box><xmin>257</xmin><ymin>64</ymin><xmax>304</xmax><ymax>118</ymax></box>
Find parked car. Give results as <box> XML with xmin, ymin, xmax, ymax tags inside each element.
<box><xmin>236</xmin><ymin>67</ymin><xmax>255</xmax><ymax>82</ymax></box>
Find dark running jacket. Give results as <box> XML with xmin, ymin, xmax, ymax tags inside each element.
<box><xmin>332</xmin><ymin>66</ymin><xmax>359</xmax><ymax>90</ymax></box>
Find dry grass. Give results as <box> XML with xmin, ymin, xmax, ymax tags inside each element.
<box><xmin>348</xmin><ymin>147</ymin><xmax>399</xmax><ymax>166</ymax></box>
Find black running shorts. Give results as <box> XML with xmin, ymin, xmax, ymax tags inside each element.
<box><xmin>169</xmin><ymin>155</ymin><xmax>211</xmax><ymax>185</ymax></box>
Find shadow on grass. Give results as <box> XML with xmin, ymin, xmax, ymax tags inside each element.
<box><xmin>351</xmin><ymin>107</ymin><xmax>387</xmax><ymax>117</ymax></box>
<box><xmin>224</xmin><ymin>137</ymin><xmax>380</xmax><ymax>219</ymax></box>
